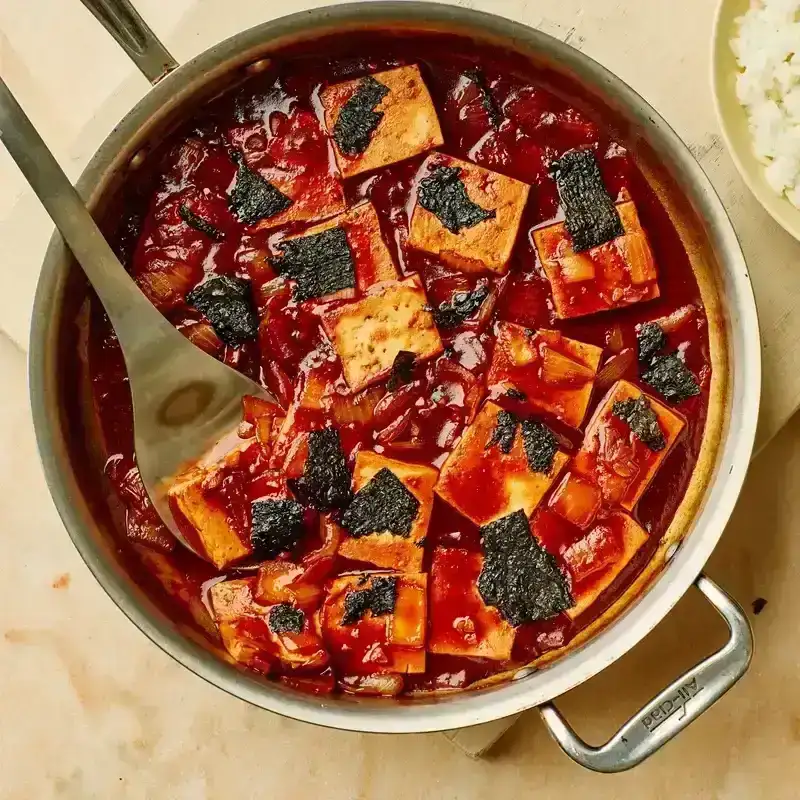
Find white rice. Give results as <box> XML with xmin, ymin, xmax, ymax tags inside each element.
<box><xmin>731</xmin><ymin>0</ymin><xmax>800</xmax><ymax>207</ymax></box>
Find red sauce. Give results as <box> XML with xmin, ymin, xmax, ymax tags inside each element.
<box><xmin>82</xmin><ymin>31</ymin><xmax>711</xmax><ymax>696</ymax></box>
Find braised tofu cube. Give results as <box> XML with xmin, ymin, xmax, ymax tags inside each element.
<box><xmin>562</xmin><ymin>511</ymin><xmax>649</xmax><ymax>618</ymax></box>
<box><xmin>209</xmin><ymin>577</ymin><xmax>328</xmax><ymax>671</ymax></box>
<box><xmin>486</xmin><ymin>323</ymin><xmax>602</xmax><ymax>427</ymax></box>
<box><xmin>533</xmin><ymin>200</ymin><xmax>659</xmax><ymax>319</ymax></box>
<box><xmin>321</xmin><ymin>274</ymin><xmax>443</xmax><ymax>392</ymax></box>
<box><xmin>168</xmin><ymin>465</ymin><xmax>251</xmax><ymax>570</ymax></box>
<box><xmin>321</xmin><ymin>65</ymin><xmax>443</xmax><ymax>178</ymax></box>
<box><xmin>338</xmin><ymin>451</ymin><xmax>437</xmax><ymax>572</ymax></box>
<box><xmin>321</xmin><ymin>572</ymin><xmax>427</xmax><ymax>674</ymax></box>
<box><xmin>269</xmin><ymin>202</ymin><xmax>398</xmax><ymax>302</ymax></box>
<box><xmin>408</xmin><ymin>153</ymin><xmax>530</xmax><ymax>274</ymax></box>
<box><xmin>428</xmin><ymin>547</ymin><xmax>515</xmax><ymax>660</ymax></box>
<box><xmin>573</xmin><ymin>380</ymin><xmax>685</xmax><ymax>510</ymax></box>
<box><xmin>549</xmin><ymin>471</ymin><xmax>602</xmax><ymax>530</ymax></box>
<box><xmin>435</xmin><ymin>401</ymin><xmax>569</xmax><ymax>526</ymax></box>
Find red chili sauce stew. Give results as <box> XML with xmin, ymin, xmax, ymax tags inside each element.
<box><xmin>85</xmin><ymin>32</ymin><xmax>711</xmax><ymax>698</ymax></box>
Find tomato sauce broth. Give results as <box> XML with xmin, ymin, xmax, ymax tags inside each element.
<box><xmin>82</xmin><ymin>31</ymin><xmax>711</xmax><ymax>694</ymax></box>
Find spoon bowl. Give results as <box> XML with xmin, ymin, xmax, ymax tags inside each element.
<box><xmin>0</xmin><ymin>76</ymin><xmax>274</xmax><ymax>555</ymax></box>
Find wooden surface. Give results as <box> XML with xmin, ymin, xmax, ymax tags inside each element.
<box><xmin>1</xmin><ymin>0</ymin><xmax>799</xmax><ymax>778</ymax></box>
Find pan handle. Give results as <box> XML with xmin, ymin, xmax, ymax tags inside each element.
<box><xmin>78</xmin><ymin>0</ymin><xmax>178</xmax><ymax>84</ymax></box>
<box><xmin>538</xmin><ymin>574</ymin><xmax>753</xmax><ymax>772</ymax></box>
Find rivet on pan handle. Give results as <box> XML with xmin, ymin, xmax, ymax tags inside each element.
<box><xmin>539</xmin><ymin>574</ymin><xmax>753</xmax><ymax>773</ymax></box>
<box><xmin>78</xmin><ymin>0</ymin><xmax>178</xmax><ymax>84</ymax></box>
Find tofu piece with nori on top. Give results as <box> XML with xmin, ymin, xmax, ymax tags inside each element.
<box><xmin>534</xmin><ymin>198</ymin><xmax>660</xmax><ymax>319</ymax></box>
<box><xmin>209</xmin><ymin>577</ymin><xmax>328</xmax><ymax>671</ymax></box>
<box><xmin>558</xmin><ymin>511</ymin><xmax>649</xmax><ymax>619</ymax></box>
<box><xmin>435</xmin><ymin>401</ymin><xmax>569</xmax><ymax>526</ymax></box>
<box><xmin>338</xmin><ymin>451</ymin><xmax>438</xmax><ymax>572</ymax></box>
<box><xmin>321</xmin><ymin>274</ymin><xmax>444</xmax><ymax>392</ymax></box>
<box><xmin>321</xmin><ymin>572</ymin><xmax>427</xmax><ymax>675</ymax></box>
<box><xmin>408</xmin><ymin>153</ymin><xmax>530</xmax><ymax>275</ymax></box>
<box><xmin>321</xmin><ymin>65</ymin><xmax>444</xmax><ymax>178</ymax></box>
<box><xmin>486</xmin><ymin>323</ymin><xmax>602</xmax><ymax>428</ymax></box>
<box><xmin>225</xmin><ymin>106</ymin><xmax>346</xmax><ymax>231</ymax></box>
<box><xmin>272</xmin><ymin>201</ymin><xmax>398</xmax><ymax>299</ymax></box>
<box><xmin>428</xmin><ymin>547</ymin><xmax>515</xmax><ymax>660</ymax></box>
<box><xmin>479</xmin><ymin>510</ymin><xmax>573</xmax><ymax>626</ymax></box>
<box><xmin>572</xmin><ymin>380</ymin><xmax>685</xmax><ymax>511</ymax></box>
<box><xmin>550</xmin><ymin>148</ymin><xmax>624</xmax><ymax>252</ymax></box>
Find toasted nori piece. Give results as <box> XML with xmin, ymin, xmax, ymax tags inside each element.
<box><xmin>486</xmin><ymin>409</ymin><xmax>519</xmax><ymax>455</ymax></box>
<box><xmin>179</xmin><ymin>204</ymin><xmax>225</xmax><ymax>241</ymax></box>
<box><xmin>271</xmin><ymin>227</ymin><xmax>355</xmax><ymax>302</ymax></box>
<box><xmin>228</xmin><ymin>152</ymin><xmax>292</xmax><ymax>224</ymax></box>
<box><xmin>186</xmin><ymin>275</ymin><xmax>258</xmax><ymax>346</ymax></box>
<box><xmin>463</xmin><ymin>68</ymin><xmax>503</xmax><ymax>129</ymax></box>
<box><xmin>333</xmin><ymin>75</ymin><xmax>391</xmax><ymax>156</ymax></box>
<box><xmin>341</xmin><ymin>468</ymin><xmax>420</xmax><ymax>538</ymax></box>
<box><xmin>268</xmin><ymin>603</ymin><xmax>305</xmax><ymax>635</ymax></box>
<box><xmin>636</xmin><ymin>321</ymin><xmax>668</xmax><ymax>366</ymax></box>
<box><xmin>505</xmin><ymin>387</ymin><xmax>527</xmax><ymax>401</ymax></box>
<box><xmin>387</xmin><ymin>350</ymin><xmax>416</xmax><ymax>391</ymax></box>
<box><xmin>478</xmin><ymin>510</ymin><xmax>573</xmax><ymax>626</ymax></box>
<box><xmin>612</xmin><ymin>395</ymin><xmax>666</xmax><ymax>452</ymax></box>
<box><xmin>521</xmin><ymin>419</ymin><xmax>559</xmax><ymax>474</ymax></box>
<box><xmin>551</xmin><ymin>149</ymin><xmax>624</xmax><ymax>252</ymax></box>
<box><xmin>250</xmin><ymin>498</ymin><xmax>305</xmax><ymax>559</ymax></box>
<box><xmin>418</xmin><ymin>165</ymin><xmax>497</xmax><ymax>234</ymax></box>
<box><xmin>433</xmin><ymin>284</ymin><xmax>490</xmax><ymax>328</ymax></box>
<box><xmin>642</xmin><ymin>354</ymin><xmax>701</xmax><ymax>404</ymax></box>
<box><xmin>341</xmin><ymin>575</ymin><xmax>397</xmax><ymax>626</ymax></box>
<box><xmin>291</xmin><ymin>428</ymin><xmax>352</xmax><ymax>511</ymax></box>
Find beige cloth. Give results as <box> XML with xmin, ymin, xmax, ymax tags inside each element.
<box><xmin>1</xmin><ymin>0</ymin><xmax>799</xmax><ymax>767</ymax></box>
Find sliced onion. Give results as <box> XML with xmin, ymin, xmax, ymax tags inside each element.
<box><xmin>375</xmin><ymin>408</ymin><xmax>413</xmax><ymax>445</ymax></box>
<box><xmin>339</xmin><ymin>674</ymin><xmax>404</xmax><ymax>697</ymax></box>
<box><xmin>373</xmin><ymin>382</ymin><xmax>422</xmax><ymax>429</ymax></box>
<box><xmin>652</xmin><ymin>304</ymin><xmax>696</xmax><ymax>334</ymax></box>
<box><xmin>595</xmin><ymin>348</ymin><xmax>636</xmax><ymax>392</ymax></box>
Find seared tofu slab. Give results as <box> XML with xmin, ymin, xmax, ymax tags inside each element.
<box><xmin>429</xmin><ymin>547</ymin><xmax>515</xmax><ymax>660</ymax></box>
<box><xmin>321</xmin><ymin>572</ymin><xmax>427</xmax><ymax>676</ymax></box>
<box><xmin>572</xmin><ymin>380</ymin><xmax>685</xmax><ymax>510</ymax></box>
<box><xmin>321</xmin><ymin>274</ymin><xmax>443</xmax><ymax>392</ymax></box>
<box><xmin>533</xmin><ymin>199</ymin><xmax>659</xmax><ymax>319</ymax></box>
<box><xmin>408</xmin><ymin>153</ymin><xmax>530</xmax><ymax>274</ymax></box>
<box><xmin>486</xmin><ymin>323</ymin><xmax>602</xmax><ymax>427</ymax></box>
<box><xmin>321</xmin><ymin>65</ymin><xmax>444</xmax><ymax>177</ymax></box>
<box><xmin>435</xmin><ymin>401</ymin><xmax>569</xmax><ymax>526</ymax></box>
<box><xmin>209</xmin><ymin>577</ymin><xmax>328</xmax><ymax>671</ymax></box>
<box><xmin>168</xmin><ymin>465</ymin><xmax>252</xmax><ymax>570</ymax></box>
<box><xmin>338</xmin><ymin>451</ymin><xmax>438</xmax><ymax>572</ymax></box>
<box><xmin>560</xmin><ymin>511</ymin><xmax>649</xmax><ymax>618</ymax></box>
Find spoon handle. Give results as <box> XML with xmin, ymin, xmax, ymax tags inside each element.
<box><xmin>0</xmin><ymin>76</ymin><xmax>161</xmax><ymax>343</ymax></box>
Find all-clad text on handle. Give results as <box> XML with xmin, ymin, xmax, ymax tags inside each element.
<box><xmin>538</xmin><ymin>574</ymin><xmax>753</xmax><ymax>773</ymax></box>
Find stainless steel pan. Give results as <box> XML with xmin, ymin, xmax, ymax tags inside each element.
<box><xmin>26</xmin><ymin>0</ymin><xmax>761</xmax><ymax>771</ymax></box>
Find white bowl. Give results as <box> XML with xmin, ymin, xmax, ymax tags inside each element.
<box><xmin>712</xmin><ymin>0</ymin><xmax>800</xmax><ymax>240</ymax></box>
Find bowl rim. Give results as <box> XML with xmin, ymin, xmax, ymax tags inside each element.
<box><xmin>711</xmin><ymin>0</ymin><xmax>800</xmax><ymax>241</ymax></box>
<box><xmin>28</xmin><ymin>1</ymin><xmax>761</xmax><ymax>733</ymax></box>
